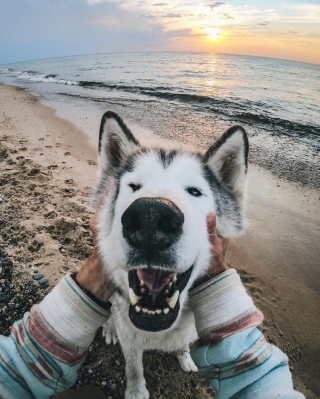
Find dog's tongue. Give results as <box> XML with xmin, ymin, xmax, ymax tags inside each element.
<box><xmin>137</xmin><ymin>268</ymin><xmax>176</xmax><ymax>294</ymax></box>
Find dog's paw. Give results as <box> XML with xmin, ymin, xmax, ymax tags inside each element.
<box><xmin>125</xmin><ymin>382</ymin><xmax>149</xmax><ymax>399</ymax></box>
<box><xmin>102</xmin><ymin>321</ymin><xmax>118</xmax><ymax>345</ymax></box>
<box><xmin>177</xmin><ymin>350</ymin><xmax>198</xmax><ymax>373</ymax></box>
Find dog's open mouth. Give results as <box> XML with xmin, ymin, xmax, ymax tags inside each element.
<box><xmin>128</xmin><ymin>265</ymin><xmax>193</xmax><ymax>332</ymax></box>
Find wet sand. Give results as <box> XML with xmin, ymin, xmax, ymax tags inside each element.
<box><xmin>0</xmin><ymin>83</ymin><xmax>319</xmax><ymax>398</ymax></box>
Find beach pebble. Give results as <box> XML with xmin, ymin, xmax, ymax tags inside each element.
<box><xmin>0</xmin><ymin>267</ymin><xmax>2</xmax><ymax>274</ymax></box>
<box><xmin>60</xmin><ymin>248</ymin><xmax>66</xmax><ymax>253</ymax></box>
<box><xmin>111</xmin><ymin>383</ymin><xmax>116</xmax><ymax>390</ymax></box>
<box><xmin>115</xmin><ymin>360</ymin><xmax>120</xmax><ymax>366</ymax></box>
<box><xmin>40</xmin><ymin>283</ymin><xmax>49</xmax><ymax>289</ymax></box>
<box><xmin>101</xmin><ymin>381</ymin><xmax>107</xmax><ymax>387</ymax></box>
<box><xmin>0</xmin><ymin>194</ymin><xmax>3</xmax><ymax>203</ymax></box>
<box><xmin>39</xmin><ymin>278</ymin><xmax>48</xmax><ymax>285</ymax></box>
<box><xmin>0</xmin><ymin>296</ymin><xmax>7</xmax><ymax>303</ymax></box>
<box><xmin>0</xmin><ymin>279</ymin><xmax>5</xmax><ymax>284</ymax></box>
<box><xmin>33</xmin><ymin>273</ymin><xmax>44</xmax><ymax>280</ymax></box>
<box><xmin>88</xmin><ymin>369</ymin><xmax>94</xmax><ymax>374</ymax></box>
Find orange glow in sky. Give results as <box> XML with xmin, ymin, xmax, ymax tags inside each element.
<box><xmin>1</xmin><ymin>0</ymin><xmax>319</xmax><ymax>65</ymax></box>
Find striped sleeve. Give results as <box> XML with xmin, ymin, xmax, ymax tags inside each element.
<box><xmin>0</xmin><ymin>274</ymin><xmax>110</xmax><ymax>399</ymax></box>
<box><xmin>189</xmin><ymin>269</ymin><xmax>305</xmax><ymax>399</ymax></box>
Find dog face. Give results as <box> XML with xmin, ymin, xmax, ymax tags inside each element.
<box><xmin>93</xmin><ymin>111</ymin><xmax>248</xmax><ymax>332</ymax></box>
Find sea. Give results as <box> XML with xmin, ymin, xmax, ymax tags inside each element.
<box><xmin>1</xmin><ymin>52</ymin><xmax>320</xmax><ymax>149</ymax></box>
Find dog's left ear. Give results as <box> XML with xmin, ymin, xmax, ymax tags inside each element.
<box><xmin>98</xmin><ymin>111</ymin><xmax>139</xmax><ymax>173</ymax></box>
<box><xmin>204</xmin><ymin>126</ymin><xmax>249</xmax><ymax>201</ymax></box>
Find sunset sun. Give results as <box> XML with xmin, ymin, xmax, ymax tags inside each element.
<box><xmin>204</xmin><ymin>27</ymin><xmax>222</xmax><ymax>42</ymax></box>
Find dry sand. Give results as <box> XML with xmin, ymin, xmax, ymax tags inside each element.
<box><xmin>0</xmin><ymin>83</ymin><xmax>319</xmax><ymax>398</ymax></box>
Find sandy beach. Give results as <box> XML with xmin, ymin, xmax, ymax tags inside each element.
<box><xmin>0</xmin><ymin>82</ymin><xmax>319</xmax><ymax>398</ymax></box>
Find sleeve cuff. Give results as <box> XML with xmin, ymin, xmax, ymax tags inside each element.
<box><xmin>38</xmin><ymin>274</ymin><xmax>110</xmax><ymax>348</ymax></box>
<box><xmin>189</xmin><ymin>269</ymin><xmax>263</xmax><ymax>343</ymax></box>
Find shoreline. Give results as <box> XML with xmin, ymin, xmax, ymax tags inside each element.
<box><xmin>0</xmin><ymin>82</ymin><xmax>319</xmax><ymax>398</ymax></box>
<box><xmin>1</xmin><ymin>71</ymin><xmax>319</xmax><ymax>191</ymax></box>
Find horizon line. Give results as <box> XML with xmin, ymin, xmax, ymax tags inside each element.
<box><xmin>1</xmin><ymin>50</ymin><xmax>320</xmax><ymax>68</ymax></box>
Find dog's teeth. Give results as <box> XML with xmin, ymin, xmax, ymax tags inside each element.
<box><xmin>142</xmin><ymin>308</ymin><xmax>148</xmax><ymax>314</ymax></box>
<box><xmin>166</xmin><ymin>290</ymin><xmax>180</xmax><ymax>309</ymax></box>
<box><xmin>163</xmin><ymin>308</ymin><xmax>169</xmax><ymax>315</ymax></box>
<box><xmin>169</xmin><ymin>282</ymin><xmax>172</xmax><ymax>288</ymax></box>
<box><xmin>164</xmin><ymin>289</ymin><xmax>169</xmax><ymax>296</ymax></box>
<box><xmin>172</xmin><ymin>276</ymin><xmax>178</xmax><ymax>284</ymax></box>
<box><xmin>148</xmin><ymin>310</ymin><xmax>152</xmax><ymax>315</ymax></box>
<box><xmin>151</xmin><ymin>311</ymin><xmax>156</xmax><ymax>315</ymax></box>
<box><xmin>135</xmin><ymin>306</ymin><xmax>141</xmax><ymax>313</ymax></box>
<box><xmin>140</xmin><ymin>280</ymin><xmax>145</xmax><ymax>287</ymax></box>
<box><xmin>129</xmin><ymin>288</ymin><xmax>140</xmax><ymax>306</ymax></box>
<box><xmin>156</xmin><ymin>309</ymin><xmax>162</xmax><ymax>315</ymax></box>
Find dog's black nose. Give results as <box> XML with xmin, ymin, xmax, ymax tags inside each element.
<box><xmin>121</xmin><ymin>197</ymin><xmax>184</xmax><ymax>249</ymax></box>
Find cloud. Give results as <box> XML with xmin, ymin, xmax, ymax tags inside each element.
<box><xmin>217</xmin><ymin>12</ymin><xmax>233</xmax><ymax>20</ymax></box>
<box><xmin>282</xmin><ymin>28</ymin><xmax>298</xmax><ymax>35</ymax></box>
<box><xmin>153</xmin><ymin>2</ymin><xmax>168</xmax><ymax>6</ymax></box>
<box><xmin>280</xmin><ymin>4</ymin><xmax>320</xmax><ymax>24</ymax></box>
<box><xmin>163</xmin><ymin>13</ymin><xmax>184</xmax><ymax>18</ymax></box>
<box><xmin>264</xmin><ymin>9</ymin><xmax>280</xmax><ymax>21</ymax></box>
<box><xmin>258</xmin><ymin>21</ymin><xmax>270</xmax><ymax>26</ymax></box>
<box><xmin>143</xmin><ymin>14</ymin><xmax>158</xmax><ymax>20</ymax></box>
<box><xmin>205</xmin><ymin>1</ymin><xmax>234</xmax><ymax>20</ymax></box>
<box><xmin>207</xmin><ymin>2</ymin><xmax>226</xmax><ymax>10</ymax></box>
<box><xmin>163</xmin><ymin>28</ymin><xmax>205</xmax><ymax>39</ymax></box>
<box><xmin>86</xmin><ymin>0</ymin><xmax>103</xmax><ymax>5</ymax></box>
<box><xmin>235</xmin><ymin>5</ymin><xmax>260</xmax><ymax>16</ymax></box>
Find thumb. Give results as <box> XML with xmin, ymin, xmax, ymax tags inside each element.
<box><xmin>206</xmin><ymin>213</ymin><xmax>217</xmax><ymax>237</ymax></box>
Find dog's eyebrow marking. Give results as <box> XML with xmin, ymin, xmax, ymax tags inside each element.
<box><xmin>157</xmin><ymin>149</ymin><xmax>178</xmax><ymax>169</ymax></box>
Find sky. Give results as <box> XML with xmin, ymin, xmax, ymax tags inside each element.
<box><xmin>0</xmin><ymin>0</ymin><xmax>319</xmax><ymax>65</ymax></box>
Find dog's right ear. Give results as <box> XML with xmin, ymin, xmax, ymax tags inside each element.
<box><xmin>98</xmin><ymin>111</ymin><xmax>139</xmax><ymax>173</ymax></box>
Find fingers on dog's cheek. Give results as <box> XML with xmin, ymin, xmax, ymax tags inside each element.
<box><xmin>206</xmin><ymin>213</ymin><xmax>216</xmax><ymax>234</ymax></box>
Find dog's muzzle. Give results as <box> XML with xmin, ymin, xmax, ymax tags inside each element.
<box><xmin>121</xmin><ymin>197</ymin><xmax>184</xmax><ymax>250</ymax></box>
<box><xmin>121</xmin><ymin>197</ymin><xmax>192</xmax><ymax>331</ymax></box>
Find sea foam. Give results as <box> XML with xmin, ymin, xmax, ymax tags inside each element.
<box><xmin>17</xmin><ymin>71</ymin><xmax>79</xmax><ymax>86</ymax></box>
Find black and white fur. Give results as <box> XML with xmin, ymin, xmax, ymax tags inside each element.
<box><xmin>92</xmin><ymin>111</ymin><xmax>249</xmax><ymax>399</ymax></box>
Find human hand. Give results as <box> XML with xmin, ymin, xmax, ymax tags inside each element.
<box><xmin>195</xmin><ymin>213</ymin><xmax>230</xmax><ymax>286</ymax></box>
<box><xmin>76</xmin><ymin>249</ymin><xmax>114</xmax><ymax>302</ymax></box>
<box><xmin>76</xmin><ymin>178</ymin><xmax>117</xmax><ymax>302</ymax></box>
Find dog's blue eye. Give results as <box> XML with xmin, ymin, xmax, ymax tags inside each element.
<box><xmin>129</xmin><ymin>183</ymin><xmax>141</xmax><ymax>192</ymax></box>
<box><xmin>186</xmin><ymin>187</ymin><xmax>202</xmax><ymax>197</ymax></box>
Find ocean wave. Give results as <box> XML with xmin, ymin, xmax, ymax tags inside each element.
<box><xmin>17</xmin><ymin>71</ymin><xmax>79</xmax><ymax>86</ymax></box>
<box><xmin>236</xmin><ymin>112</ymin><xmax>320</xmax><ymax>140</ymax></box>
<box><xmin>0</xmin><ymin>68</ymin><xmax>13</xmax><ymax>74</ymax></box>
<box><xmin>78</xmin><ymin>81</ymin><xmax>320</xmax><ymax>140</ymax></box>
<box><xmin>10</xmin><ymin>73</ymin><xmax>320</xmax><ymax>141</ymax></box>
<box><xmin>78</xmin><ymin>80</ymin><xmax>173</xmax><ymax>93</ymax></box>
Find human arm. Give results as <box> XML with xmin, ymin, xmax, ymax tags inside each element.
<box><xmin>0</xmin><ymin>251</ymin><xmax>113</xmax><ymax>399</ymax></box>
<box><xmin>189</xmin><ymin>213</ymin><xmax>304</xmax><ymax>399</ymax></box>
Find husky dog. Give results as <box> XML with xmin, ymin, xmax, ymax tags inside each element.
<box><xmin>92</xmin><ymin>111</ymin><xmax>248</xmax><ymax>399</ymax></box>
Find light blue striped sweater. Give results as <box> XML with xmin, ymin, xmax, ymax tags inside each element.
<box><xmin>0</xmin><ymin>271</ymin><xmax>304</xmax><ymax>399</ymax></box>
